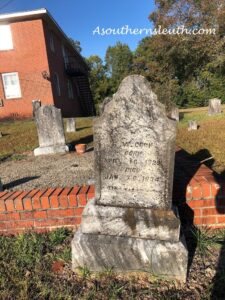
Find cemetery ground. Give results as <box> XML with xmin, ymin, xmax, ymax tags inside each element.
<box><xmin>1</xmin><ymin>106</ymin><xmax>225</xmax><ymax>299</ymax></box>
<box><xmin>1</xmin><ymin>227</ymin><xmax>225</xmax><ymax>299</ymax></box>
<box><xmin>1</xmin><ymin>107</ymin><xmax>225</xmax><ymax>190</ymax></box>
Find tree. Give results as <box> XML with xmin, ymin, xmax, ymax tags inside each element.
<box><xmin>105</xmin><ymin>42</ymin><xmax>133</xmax><ymax>93</ymax></box>
<box><xmin>69</xmin><ymin>38</ymin><xmax>82</xmax><ymax>53</ymax></box>
<box><xmin>132</xmin><ymin>0</ymin><xmax>225</xmax><ymax>108</ymax></box>
<box><xmin>86</xmin><ymin>55</ymin><xmax>110</xmax><ymax>113</ymax></box>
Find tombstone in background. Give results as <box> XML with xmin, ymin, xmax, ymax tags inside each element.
<box><xmin>188</xmin><ymin>120</ymin><xmax>198</xmax><ymax>131</ymax></box>
<box><xmin>169</xmin><ymin>106</ymin><xmax>179</xmax><ymax>122</ymax></box>
<box><xmin>33</xmin><ymin>101</ymin><xmax>69</xmax><ymax>156</ymax></box>
<box><xmin>66</xmin><ymin>118</ymin><xmax>76</xmax><ymax>133</ymax></box>
<box><xmin>208</xmin><ymin>98</ymin><xmax>221</xmax><ymax>115</ymax></box>
<box><xmin>72</xmin><ymin>75</ymin><xmax>188</xmax><ymax>281</ymax></box>
<box><xmin>32</xmin><ymin>99</ymin><xmax>41</xmax><ymax>117</ymax></box>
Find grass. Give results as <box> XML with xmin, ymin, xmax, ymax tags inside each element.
<box><xmin>0</xmin><ymin>227</ymin><xmax>225</xmax><ymax>299</ymax></box>
<box><xmin>177</xmin><ymin>107</ymin><xmax>225</xmax><ymax>174</ymax></box>
<box><xmin>0</xmin><ymin>117</ymin><xmax>93</xmax><ymax>161</ymax></box>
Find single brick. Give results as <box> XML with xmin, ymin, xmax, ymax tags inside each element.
<box><xmin>7</xmin><ymin>212</ymin><xmax>20</xmax><ymax>220</ymax></box>
<box><xmin>40</xmin><ymin>197</ymin><xmax>50</xmax><ymax>209</ymax></box>
<box><xmin>0</xmin><ymin>200</ymin><xmax>6</xmax><ymax>212</ymax></box>
<box><xmin>58</xmin><ymin>188</ymin><xmax>71</xmax><ymax>208</ymax></box>
<box><xmin>193</xmin><ymin>217</ymin><xmax>202</xmax><ymax>225</ymax></box>
<box><xmin>23</xmin><ymin>198</ymin><xmax>32</xmax><ymax>210</ymax></box>
<box><xmin>32</xmin><ymin>189</ymin><xmax>47</xmax><ymax>209</ymax></box>
<box><xmin>33</xmin><ymin>211</ymin><xmax>47</xmax><ymax>219</ymax></box>
<box><xmin>74</xmin><ymin>207</ymin><xmax>84</xmax><ymax>216</ymax></box>
<box><xmin>5</xmin><ymin>199</ymin><xmax>14</xmax><ymax>211</ymax></box>
<box><xmin>201</xmin><ymin>216</ymin><xmax>217</xmax><ymax>225</ymax></box>
<box><xmin>202</xmin><ymin>207</ymin><xmax>219</xmax><ymax>216</ymax></box>
<box><xmin>77</xmin><ymin>186</ymin><xmax>89</xmax><ymax>206</ymax></box>
<box><xmin>87</xmin><ymin>185</ymin><xmax>95</xmax><ymax>200</ymax></box>
<box><xmin>47</xmin><ymin>208</ymin><xmax>74</xmax><ymax>218</ymax></box>
<box><xmin>48</xmin><ymin>188</ymin><xmax>63</xmax><ymax>209</ymax></box>
<box><xmin>217</xmin><ymin>215</ymin><xmax>225</xmax><ymax>223</ymax></box>
<box><xmin>193</xmin><ymin>208</ymin><xmax>202</xmax><ymax>217</ymax></box>
<box><xmin>20</xmin><ymin>211</ymin><xmax>34</xmax><ymax>220</ymax></box>
<box><xmin>192</xmin><ymin>185</ymin><xmax>202</xmax><ymax>199</ymax></box>
<box><xmin>14</xmin><ymin>198</ymin><xmax>24</xmax><ymax>211</ymax></box>
<box><xmin>68</xmin><ymin>186</ymin><xmax>80</xmax><ymax>207</ymax></box>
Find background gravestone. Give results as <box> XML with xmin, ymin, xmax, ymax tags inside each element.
<box><xmin>33</xmin><ymin>101</ymin><xmax>69</xmax><ymax>156</ymax></box>
<box><xmin>72</xmin><ymin>75</ymin><xmax>187</xmax><ymax>281</ymax></box>
<box><xmin>66</xmin><ymin>118</ymin><xmax>76</xmax><ymax>133</ymax></box>
<box><xmin>188</xmin><ymin>120</ymin><xmax>198</xmax><ymax>131</ymax></box>
<box><xmin>169</xmin><ymin>106</ymin><xmax>179</xmax><ymax>122</ymax></box>
<box><xmin>208</xmin><ymin>98</ymin><xmax>221</xmax><ymax>115</ymax></box>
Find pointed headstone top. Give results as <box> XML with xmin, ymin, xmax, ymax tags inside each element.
<box><xmin>94</xmin><ymin>75</ymin><xmax>176</xmax><ymax>209</ymax></box>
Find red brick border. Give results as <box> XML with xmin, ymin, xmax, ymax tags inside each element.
<box><xmin>1</xmin><ymin>149</ymin><xmax>225</xmax><ymax>234</ymax></box>
<box><xmin>0</xmin><ymin>185</ymin><xmax>94</xmax><ymax>235</ymax></box>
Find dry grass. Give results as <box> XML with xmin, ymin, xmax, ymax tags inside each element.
<box><xmin>0</xmin><ymin>110</ymin><xmax>225</xmax><ymax>174</ymax></box>
<box><xmin>177</xmin><ymin>109</ymin><xmax>225</xmax><ymax>174</ymax></box>
<box><xmin>0</xmin><ymin>118</ymin><xmax>93</xmax><ymax>160</ymax></box>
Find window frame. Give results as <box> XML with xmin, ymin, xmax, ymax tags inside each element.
<box><xmin>0</xmin><ymin>24</ymin><xmax>13</xmax><ymax>51</ymax></box>
<box><xmin>2</xmin><ymin>72</ymin><xmax>22</xmax><ymax>99</ymax></box>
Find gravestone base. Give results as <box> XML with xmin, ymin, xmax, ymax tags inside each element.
<box><xmin>72</xmin><ymin>200</ymin><xmax>188</xmax><ymax>281</ymax></box>
<box><xmin>72</xmin><ymin>230</ymin><xmax>187</xmax><ymax>281</ymax></box>
<box><xmin>34</xmin><ymin>144</ymin><xmax>69</xmax><ymax>156</ymax></box>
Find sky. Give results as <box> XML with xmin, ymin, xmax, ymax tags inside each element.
<box><xmin>0</xmin><ymin>0</ymin><xmax>155</xmax><ymax>60</ymax></box>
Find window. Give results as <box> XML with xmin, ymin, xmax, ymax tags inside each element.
<box><xmin>50</xmin><ymin>32</ymin><xmax>55</xmax><ymax>52</ymax></box>
<box><xmin>0</xmin><ymin>25</ymin><xmax>13</xmax><ymax>50</ymax></box>
<box><xmin>2</xmin><ymin>72</ymin><xmax>21</xmax><ymax>99</ymax></box>
<box><xmin>62</xmin><ymin>44</ymin><xmax>69</xmax><ymax>64</ymax></box>
<box><xmin>67</xmin><ymin>79</ymin><xmax>74</xmax><ymax>99</ymax></box>
<box><xmin>53</xmin><ymin>73</ymin><xmax>61</xmax><ymax>96</ymax></box>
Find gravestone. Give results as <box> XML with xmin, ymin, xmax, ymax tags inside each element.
<box><xmin>33</xmin><ymin>101</ymin><xmax>69</xmax><ymax>156</ymax></box>
<box><xmin>66</xmin><ymin>118</ymin><xmax>76</xmax><ymax>132</ymax></box>
<box><xmin>72</xmin><ymin>75</ymin><xmax>187</xmax><ymax>281</ymax></box>
<box><xmin>208</xmin><ymin>98</ymin><xmax>221</xmax><ymax>115</ymax></box>
<box><xmin>188</xmin><ymin>120</ymin><xmax>198</xmax><ymax>131</ymax></box>
<box><xmin>99</xmin><ymin>97</ymin><xmax>111</xmax><ymax>115</ymax></box>
<box><xmin>170</xmin><ymin>106</ymin><xmax>179</xmax><ymax>122</ymax></box>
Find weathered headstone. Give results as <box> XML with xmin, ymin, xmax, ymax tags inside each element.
<box><xmin>169</xmin><ymin>106</ymin><xmax>179</xmax><ymax>122</ymax></box>
<box><xmin>66</xmin><ymin>118</ymin><xmax>76</xmax><ymax>132</ymax></box>
<box><xmin>33</xmin><ymin>101</ymin><xmax>69</xmax><ymax>156</ymax></box>
<box><xmin>98</xmin><ymin>97</ymin><xmax>111</xmax><ymax>115</ymax></box>
<box><xmin>208</xmin><ymin>98</ymin><xmax>221</xmax><ymax>115</ymax></box>
<box><xmin>188</xmin><ymin>120</ymin><xmax>198</xmax><ymax>131</ymax></box>
<box><xmin>72</xmin><ymin>75</ymin><xmax>187</xmax><ymax>281</ymax></box>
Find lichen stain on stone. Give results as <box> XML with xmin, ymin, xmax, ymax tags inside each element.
<box><xmin>123</xmin><ymin>208</ymin><xmax>137</xmax><ymax>234</ymax></box>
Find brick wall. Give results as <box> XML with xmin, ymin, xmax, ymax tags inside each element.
<box><xmin>173</xmin><ymin>148</ymin><xmax>225</xmax><ymax>229</ymax></box>
<box><xmin>0</xmin><ymin>149</ymin><xmax>225</xmax><ymax>235</ymax></box>
<box><xmin>0</xmin><ymin>19</ymin><xmax>54</xmax><ymax>119</ymax></box>
<box><xmin>0</xmin><ymin>185</ymin><xmax>94</xmax><ymax>235</ymax></box>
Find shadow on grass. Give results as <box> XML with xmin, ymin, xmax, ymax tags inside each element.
<box><xmin>76</xmin><ymin>126</ymin><xmax>92</xmax><ymax>132</ymax></box>
<box><xmin>4</xmin><ymin>176</ymin><xmax>40</xmax><ymax>190</ymax></box>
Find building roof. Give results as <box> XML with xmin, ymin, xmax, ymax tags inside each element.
<box><xmin>0</xmin><ymin>8</ymin><xmax>87</xmax><ymax>69</ymax></box>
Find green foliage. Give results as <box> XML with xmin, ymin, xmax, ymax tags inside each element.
<box><xmin>105</xmin><ymin>42</ymin><xmax>133</xmax><ymax>93</ymax></box>
<box><xmin>69</xmin><ymin>38</ymin><xmax>82</xmax><ymax>53</ymax></box>
<box><xmin>191</xmin><ymin>227</ymin><xmax>218</xmax><ymax>257</ymax></box>
<box><xmin>86</xmin><ymin>55</ymin><xmax>111</xmax><ymax>113</ymax></box>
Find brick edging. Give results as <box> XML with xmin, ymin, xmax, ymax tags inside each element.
<box><xmin>0</xmin><ymin>185</ymin><xmax>95</xmax><ymax>235</ymax></box>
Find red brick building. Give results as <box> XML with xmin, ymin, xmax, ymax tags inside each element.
<box><xmin>0</xmin><ymin>8</ymin><xmax>95</xmax><ymax>120</ymax></box>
